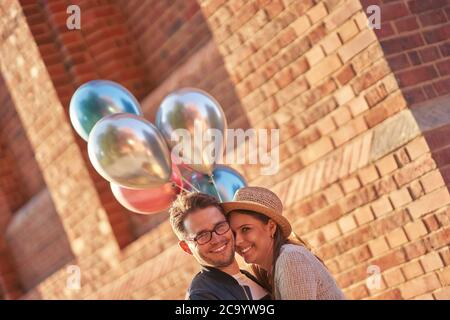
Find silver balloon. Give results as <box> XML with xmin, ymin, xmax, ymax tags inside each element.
<box><xmin>88</xmin><ymin>113</ymin><xmax>172</xmax><ymax>189</ymax></box>
<box><xmin>156</xmin><ymin>88</ymin><xmax>227</xmax><ymax>175</ymax></box>
<box><xmin>70</xmin><ymin>80</ymin><xmax>143</xmax><ymax>141</ymax></box>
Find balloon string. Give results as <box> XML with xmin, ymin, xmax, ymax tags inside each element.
<box><xmin>211</xmin><ymin>174</ymin><xmax>223</xmax><ymax>202</ymax></box>
<box><xmin>179</xmin><ymin>174</ymin><xmax>201</xmax><ymax>193</ymax></box>
<box><xmin>177</xmin><ymin>184</ymin><xmax>194</xmax><ymax>194</ymax></box>
<box><xmin>179</xmin><ymin>163</ymin><xmax>197</xmax><ymax>173</ymax></box>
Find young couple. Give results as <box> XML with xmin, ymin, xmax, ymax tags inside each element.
<box><xmin>169</xmin><ymin>186</ymin><xmax>345</xmax><ymax>300</ymax></box>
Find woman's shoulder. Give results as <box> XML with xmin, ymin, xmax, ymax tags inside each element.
<box><xmin>279</xmin><ymin>243</ymin><xmax>313</xmax><ymax>256</ymax></box>
<box><xmin>276</xmin><ymin>244</ymin><xmax>316</xmax><ymax>267</ymax></box>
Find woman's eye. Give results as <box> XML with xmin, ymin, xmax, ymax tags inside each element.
<box><xmin>242</xmin><ymin>227</ymin><xmax>250</xmax><ymax>232</ymax></box>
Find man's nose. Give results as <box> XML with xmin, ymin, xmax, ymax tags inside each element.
<box><xmin>209</xmin><ymin>231</ymin><xmax>222</xmax><ymax>244</ymax></box>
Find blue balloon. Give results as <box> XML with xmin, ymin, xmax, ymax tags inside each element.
<box><xmin>187</xmin><ymin>165</ymin><xmax>247</xmax><ymax>202</ymax></box>
<box><xmin>69</xmin><ymin>80</ymin><xmax>143</xmax><ymax>141</ymax></box>
<box><xmin>212</xmin><ymin>165</ymin><xmax>247</xmax><ymax>201</ymax></box>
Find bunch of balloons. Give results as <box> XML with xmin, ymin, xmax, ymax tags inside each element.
<box><xmin>69</xmin><ymin>80</ymin><xmax>247</xmax><ymax>215</ymax></box>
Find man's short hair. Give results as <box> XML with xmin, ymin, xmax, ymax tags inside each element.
<box><xmin>169</xmin><ymin>192</ymin><xmax>225</xmax><ymax>239</ymax></box>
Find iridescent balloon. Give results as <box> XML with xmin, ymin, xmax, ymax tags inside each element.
<box><xmin>111</xmin><ymin>182</ymin><xmax>178</xmax><ymax>215</ymax></box>
<box><xmin>88</xmin><ymin>113</ymin><xmax>172</xmax><ymax>189</ymax></box>
<box><xmin>188</xmin><ymin>171</ymin><xmax>220</xmax><ymax>199</ymax></box>
<box><xmin>212</xmin><ymin>165</ymin><xmax>247</xmax><ymax>202</ymax></box>
<box><xmin>111</xmin><ymin>163</ymin><xmax>182</xmax><ymax>215</ymax></box>
<box><xmin>186</xmin><ymin>165</ymin><xmax>247</xmax><ymax>202</ymax></box>
<box><xmin>156</xmin><ymin>88</ymin><xmax>227</xmax><ymax>175</ymax></box>
<box><xmin>70</xmin><ymin>80</ymin><xmax>142</xmax><ymax>141</ymax></box>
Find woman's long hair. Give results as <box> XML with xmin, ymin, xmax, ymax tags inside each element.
<box><xmin>232</xmin><ymin>210</ymin><xmax>325</xmax><ymax>299</ymax></box>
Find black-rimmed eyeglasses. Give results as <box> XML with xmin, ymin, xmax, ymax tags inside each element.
<box><xmin>187</xmin><ymin>221</ymin><xmax>230</xmax><ymax>245</ymax></box>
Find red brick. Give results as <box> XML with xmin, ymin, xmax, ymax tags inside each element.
<box><xmin>338</xmin><ymin>214</ymin><xmax>358</xmax><ymax>233</ymax></box>
<box><xmin>373</xmin><ymin>176</ymin><xmax>397</xmax><ymax>197</ymax></box>
<box><xmin>372</xmin><ymin>288</ymin><xmax>403</xmax><ymax>300</ymax></box>
<box><xmin>418</xmin><ymin>46</ymin><xmax>441</xmax><ymax>63</ymax></box>
<box><xmin>393</xmin><ymin>154</ymin><xmax>435</xmax><ymax>187</ymax></box>
<box><xmin>380</xmin><ymin>33</ymin><xmax>424</xmax><ymax>55</ymax></box>
<box><xmin>408</xmin><ymin>187</ymin><xmax>450</xmax><ymax>219</ymax></box>
<box><xmin>263</xmin><ymin>0</ymin><xmax>284</xmax><ymax>19</ymax></box>
<box><xmin>394</xmin><ymin>16</ymin><xmax>419</xmax><ymax>33</ymax></box>
<box><xmin>420</xmin><ymin>252</ymin><xmax>444</xmax><ymax>272</ymax></box>
<box><xmin>365</xmin><ymin>93</ymin><xmax>407</xmax><ymax>128</ymax></box>
<box><xmin>387</xmin><ymin>53</ymin><xmax>410</xmax><ymax>71</ymax></box>
<box><xmin>375</xmin><ymin>154</ymin><xmax>398</xmax><ymax>176</ymax></box>
<box><xmin>338</xmin><ymin>29</ymin><xmax>378</xmax><ymax>63</ymax></box>
<box><xmin>358</xmin><ymin>165</ymin><xmax>380</xmax><ymax>185</ymax></box>
<box><xmin>390</xmin><ymin>188</ymin><xmax>413</xmax><ymax>209</ymax></box>
<box><xmin>420</xmin><ymin>170</ymin><xmax>445</xmax><ymax>194</ymax></box>
<box><xmin>400</xmin><ymin>273</ymin><xmax>441</xmax><ymax>299</ymax></box>
<box><xmin>404</xmin><ymin>221</ymin><xmax>429</xmax><ymax>241</ymax></box>
<box><xmin>336</xmin><ymin>65</ymin><xmax>355</xmax><ymax>86</ymax></box>
<box><xmin>306</xmin><ymin>2</ymin><xmax>328</xmax><ymax>24</ymax></box>
<box><xmin>434</xmin><ymin>78</ymin><xmax>450</xmax><ymax>95</ymax></box>
<box><xmin>369</xmin><ymin>237</ymin><xmax>390</xmax><ymax>256</ymax></box>
<box><xmin>387</xmin><ymin>228</ymin><xmax>409</xmax><ymax>248</ymax></box>
<box><xmin>434</xmin><ymin>287</ymin><xmax>450</xmax><ymax>300</ymax></box>
<box><xmin>423</xmin><ymin>215</ymin><xmax>441</xmax><ymax>232</ymax></box>
<box><xmin>436</xmin><ymin>59</ymin><xmax>450</xmax><ymax>77</ymax></box>
<box><xmin>406</xmin><ymin>136</ymin><xmax>429</xmax><ymax>161</ymax></box>
<box><xmin>340</xmin><ymin>176</ymin><xmax>361</xmax><ymax>194</ymax></box>
<box><xmin>423</xmin><ymin>24</ymin><xmax>450</xmax><ymax>44</ymax></box>
<box><xmin>323</xmin><ymin>184</ymin><xmax>345</xmax><ymax>204</ymax></box>
<box><xmin>408</xmin><ymin>0</ymin><xmax>447</xmax><ymax>14</ymax></box>
<box><xmin>345</xmin><ymin>283</ymin><xmax>369</xmax><ymax>300</ymax></box>
<box><xmin>383</xmin><ymin>268</ymin><xmax>405</xmax><ymax>287</ymax></box>
<box><xmin>397</xmin><ymin>65</ymin><xmax>438</xmax><ymax>87</ymax></box>
<box><xmin>402</xmin><ymin>260</ymin><xmax>425</xmax><ymax>280</ymax></box>
<box><xmin>371</xmin><ymin>197</ymin><xmax>393</xmax><ymax>217</ymax></box>
<box><xmin>437</xmin><ymin>266</ymin><xmax>450</xmax><ymax>285</ymax></box>
<box><xmin>371</xmin><ymin>248</ymin><xmax>407</xmax><ymax>271</ymax></box>
<box><xmin>418</xmin><ymin>9</ymin><xmax>447</xmax><ymax>27</ymax></box>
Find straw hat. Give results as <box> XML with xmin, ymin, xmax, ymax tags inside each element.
<box><xmin>221</xmin><ymin>186</ymin><xmax>292</xmax><ymax>239</ymax></box>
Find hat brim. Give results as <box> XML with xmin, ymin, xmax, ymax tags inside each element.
<box><xmin>221</xmin><ymin>201</ymin><xmax>292</xmax><ymax>239</ymax></box>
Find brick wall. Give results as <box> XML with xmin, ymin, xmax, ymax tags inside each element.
<box><xmin>362</xmin><ymin>0</ymin><xmax>450</xmax><ymax>105</ymax></box>
<box><xmin>197</xmin><ymin>0</ymin><xmax>450</xmax><ymax>299</ymax></box>
<box><xmin>0</xmin><ymin>0</ymin><xmax>449</xmax><ymax>300</ymax></box>
<box><xmin>1</xmin><ymin>0</ymin><xmax>123</xmax><ymax>299</ymax></box>
<box><xmin>118</xmin><ymin>0</ymin><xmax>213</xmax><ymax>90</ymax></box>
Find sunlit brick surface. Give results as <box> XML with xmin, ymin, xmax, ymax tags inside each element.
<box><xmin>0</xmin><ymin>0</ymin><xmax>449</xmax><ymax>300</ymax></box>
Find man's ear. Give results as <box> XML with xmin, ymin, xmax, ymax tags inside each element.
<box><xmin>179</xmin><ymin>240</ymin><xmax>192</xmax><ymax>255</ymax></box>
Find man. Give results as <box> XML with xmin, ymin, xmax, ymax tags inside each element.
<box><xmin>169</xmin><ymin>192</ymin><xmax>270</xmax><ymax>300</ymax></box>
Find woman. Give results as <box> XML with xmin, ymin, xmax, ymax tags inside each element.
<box><xmin>222</xmin><ymin>186</ymin><xmax>345</xmax><ymax>300</ymax></box>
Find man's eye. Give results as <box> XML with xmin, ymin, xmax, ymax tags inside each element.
<box><xmin>196</xmin><ymin>233</ymin><xmax>208</xmax><ymax>240</ymax></box>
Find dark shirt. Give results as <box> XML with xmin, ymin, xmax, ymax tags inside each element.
<box><xmin>187</xmin><ymin>266</ymin><xmax>271</xmax><ymax>300</ymax></box>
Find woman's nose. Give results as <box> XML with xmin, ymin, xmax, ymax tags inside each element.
<box><xmin>234</xmin><ymin>231</ymin><xmax>243</xmax><ymax>245</ymax></box>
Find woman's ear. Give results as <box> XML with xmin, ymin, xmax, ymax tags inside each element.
<box><xmin>179</xmin><ymin>240</ymin><xmax>192</xmax><ymax>255</ymax></box>
<box><xmin>268</xmin><ymin>219</ymin><xmax>277</xmax><ymax>238</ymax></box>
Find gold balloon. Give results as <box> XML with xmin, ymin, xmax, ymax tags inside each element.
<box><xmin>88</xmin><ymin>113</ymin><xmax>172</xmax><ymax>189</ymax></box>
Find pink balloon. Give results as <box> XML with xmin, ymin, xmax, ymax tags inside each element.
<box><xmin>171</xmin><ymin>162</ymin><xmax>184</xmax><ymax>191</ymax></box>
<box><xmin>111</xmin><ymin>182</ymin><xmax>178</xmax><ymax>215</ymax></box>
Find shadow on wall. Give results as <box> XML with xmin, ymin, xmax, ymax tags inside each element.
<box><xmin>362</xmin><ymin>1</ymin><xmax>450</xmax><ymax>192</ymax></box>
<box><xmin>5</xmin><ymin>189</ymin><xmax>75</xmax><ymax>292</ymax></box>
<box><xmin>19</xmin><ymin>0</ymin><xmax>251</xmax><ymax>248</ymax></box>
